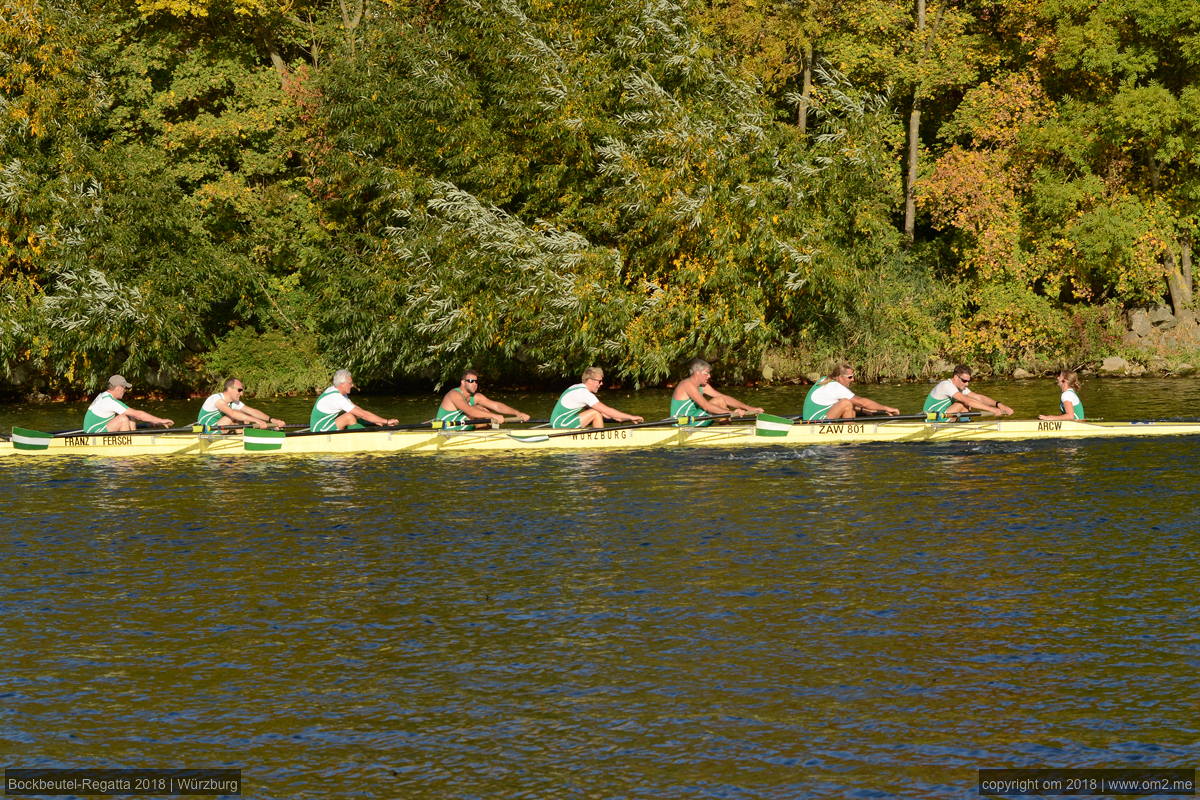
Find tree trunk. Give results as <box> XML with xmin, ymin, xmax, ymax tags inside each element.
<box><xmin>904</xmin><ymin>105</ymin><xmax>920</xmax><ymax>241</ymax></box>
<box><xmin>268</xmin><ymin>47</ymin><xmax>288</xmax><ymax>83</ymax></box>
<box><xmin>338</xmin><ymin>0</ymin><xmax>364</xmax><ymax>55</ymax></box>
<box><xmin>798</xmin><ymin>43</ymin><xmax>813</xmax><ymax>136</ymax></box>
<box><xmin>1183</xmin><ymin>241</ymin><xmax>1193</xmax><ymax>294</ymax></box>
<box><xmin>903</xmin><ymin>0</ymin><xmax>926</xmax><ymax>242</ymax></box>
<box><xmin>1166</xmin><ymin>245</ymin><xmax>1193</xmax><ymax>315</ymax></box>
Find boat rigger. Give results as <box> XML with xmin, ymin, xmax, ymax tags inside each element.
<box><xmin>5</xmin><ymin>417</ymin><xmax>1200</xmax><ymax>457</ymax></box>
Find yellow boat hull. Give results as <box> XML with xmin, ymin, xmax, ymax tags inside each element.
<box><xmin>4</xmin><ymin>418</ymin><xmax>1200</xmax><ymax>457</ymax></box>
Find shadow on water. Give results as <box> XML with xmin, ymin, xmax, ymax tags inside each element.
<box><xmin>2</xmin><ymin>389</ymin><xmax>1200</xmax><ymax>798</ymax></box>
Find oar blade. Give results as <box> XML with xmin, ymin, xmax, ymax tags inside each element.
<box><xmin>11</xmin><ymin>427</ymin><xmax>54</xmax><ymax>451</ymax></box>
<box><xmin>243</xmin><ymin>428</ymin><xmax>287</xmax><ymax>452</ymax></box>
<box><xmin>755</xmin><ymin>413</ymin><xmax>793</xmax><ymax>437</ymax></box>
<box><xmin>507</xmin><ymin>433</ymin><xmax>550</xmax><ymax>443</ymax></box>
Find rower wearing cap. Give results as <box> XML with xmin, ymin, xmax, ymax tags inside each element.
<box><xmin>670</xmin><ymin>358</ymin><xmax>763</xmax><ymax>426</ymax></box>
<box><xmin>309</xmin><ymin>369</ymin><xmax>398</xmax><ymax>432</ymax></box>
<box><xmin>924</xmin><ymin>364</ymin><xmax>1013</xmax><ymax>419</ymax></box>
<box><xmin>802</xmin><ymin>364</ymin><xmax>899</xmax><ymax>421</ymax></box>
<box><xmin>83</xmin><ymin>375</ymin><xmax>174</xmax><ymax>433</ymax></box>
<box><xmin>198</xmin><ymin>378</ymin><xmax>287</xmax><ymax>431</ymax></box>
<box><xmin>550</xmin><ymin>367</ymin><xmax>643</xmax><ymax>428</ymax></box>
<box><xmin>435</xmin><ymin>369</ymin><xmax>530</xmax><ymax>430</ymax></box>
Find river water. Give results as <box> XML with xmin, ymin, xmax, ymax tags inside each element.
<box><xmin>2</xmin><ymin>378</ymin><xmax>1198</xmax><ymax>799</ymax></box>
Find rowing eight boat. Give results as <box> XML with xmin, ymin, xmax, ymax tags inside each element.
<box><xmin>4</xmin><ymin>418</ymin><xmax>1200</xmax><ymax>457</ymax></box>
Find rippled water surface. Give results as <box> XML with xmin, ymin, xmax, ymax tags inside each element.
<box><xmin>2</xmin><ymin>379</ymin><xmax>1198</xmax><ymax>798</ymax></box>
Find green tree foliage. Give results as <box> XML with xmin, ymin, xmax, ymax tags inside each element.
<box><xmin>1</xmin><ymin>0</ymin><xmax>1196</xmax><ymax>395</ymax></box>
<box><xmin>919</xmin><ymin>0</ymin><xmax>1199</xmax><ymax>364</ymax></box>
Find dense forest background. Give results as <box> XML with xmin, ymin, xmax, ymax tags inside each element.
<box><xmin>1</xmin><ymin>0</ymin><xmax>1197</xmax><ymax>395</ymax></box>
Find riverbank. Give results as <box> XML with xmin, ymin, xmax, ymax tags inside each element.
<box><xmin>6</xmin><ymin>302</ymin><xmax>1200</xmax><ymax>405</ymax></box>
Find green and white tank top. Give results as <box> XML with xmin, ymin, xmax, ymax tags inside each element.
<box><xmin>83</xmin><ymin>391</ymin><xmax>129</xmax><ymax>433</ymax></box>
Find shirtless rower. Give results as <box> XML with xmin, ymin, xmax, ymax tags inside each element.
<box><xmin>670</xmin><ymin>358</ymin><xmax>763</xmax><ymax>426</ymax></box>
<box><xmin>435</xmin><ymin>369</ymin><xmax>531</xmax><ymax>429</ymax></box>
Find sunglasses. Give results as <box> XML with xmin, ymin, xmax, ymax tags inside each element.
<box><xmin>464</xmin><ymin>378</ymin><xmax>478</xmax><ymax>384</ymax></box>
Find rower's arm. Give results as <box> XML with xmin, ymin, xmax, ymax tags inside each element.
<box><xmin>957</xmin><ymin>392</ymin><xmax>1012</xmax><ymax>416</ymax></box>
<box><xmin>351</xmin><ymin>405</ymin><xmax>398</xmax><ymax>427</ymax></box>
<box><xmin>477</xmin><ymin>395</ymin><xmax>528</xmax><ymax>421</ymax></box>
<box><xmin>243</xmin><ymin>405</ymin><xmax>286</xmax><ymax>427</ymax></box>
<box><xmin>853</xmin><ymin>396</ymin><xmax>899</xmax><ymax>415</ymax></box>
<box><xmin>692</xmin><ymin>386</ymin><xmax>732</xmax><ymax>416</ymax></box>
<box><xmin>590</xmin><ymin>401</ymin><xmax>642</xmax><ymax>423</ymax></box>
<box><xmin>126</xmin><ymin>408</ymin><xmax>174</xmax><ymax>427</ymax></box>
<box><xmin>709</xmin><ymin>389</ymin><xmax>764</xmax><ymax>415</ymax></box>
<box><xmin>445</xmin><ymin>391</ymin><xmax>474</xmax><ymax>415</ymax></box>
<box><xmin>1039</xmin><ymin>400</ymin><xmax>1076</xmax><ymax>421</ymax></box>
<box><xmin>217</xmin><ymin>400</ymin><xmax>260</xmax><ymax>425</ymax></box>
<box><xmin>243</xmin><ymin>405</ymin><xmax>270</xmax><ymax>422</ymax></box>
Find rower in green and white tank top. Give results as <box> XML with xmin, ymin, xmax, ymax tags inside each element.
<box><xmin>435</xmin><ymin>389</ymin><xmax>477</xmax><ymax>430</ymax></box>
<box><xmin>551</xmin><ymin>383</ymin><xmax>597</xmax><ymax>428</ymax></box>
<box><xmin>670</xmin><ymin>395</ymin><xmax>712</xmax><ymax>427</ymax></box>
<box><xmin>1059</xmin><ymin>389</ymin><xmax>1084</xmax><ymax>419</ymax></box>
<box><xmin>923</xmin><ymin>379</ymin><xmax>960</xmax><ymax>419</ymax></box>
<box><xmin>801</xmin><ymin>379</ymin><xmax>831</xmax><ymax>421</ymax></box>
<box><xmin>197</xmin><ymin>393</ymin><xmax>244</xmax><ymax>431</ymax></box>
<box><xmin>310</xmin><ymin>385</ymin><xmax>356</xmax><ymax>432</ymax></box>
<box><xmin>83</xmin><ymin>391</ymin><xmax>129</xmax><ymax>433</ymax></box>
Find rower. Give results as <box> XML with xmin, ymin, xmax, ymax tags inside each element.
<box><xmin>83</xmin><ymin>375</ymin><xmax>174</xmax><ymax>433</ymax></box>
<box><xmin>1038</xmin><ymin>370</ymin><xmax>1085</xmax><ymax>421</ymax></box>
<box><xmin>436</xmin><ymin>369</ymin><xmax>530</xmax><ymax>430</ymax></box>
<box><xmin>550</xmin><ymin>366</ymin><xmax>643</xmax><ymax>428</ymax></box>
<box><xmin>309</xmin><ymin>369</ymin><xmax>398</xmax><ymax>432</ymax></box>
<box><xmin>670</xmin><ymin>358</ymin><xmax>763</xmax><ymax>426</ymax></box>
<box><xmin>801</xmin><ymin>364</ymin><xmax>899</xmax><ymax>421</ymax></box>
<box><xmin>924</xmin><ymin>364</ymin><xmax>1013</xmax><ymax>419</ymax></box>
<box><xmin>198</xmin><ymin>378</ymin><xmax>287</xmax><ymax>432</ymax></box>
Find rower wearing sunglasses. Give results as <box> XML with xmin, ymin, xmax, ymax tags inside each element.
<box><xmin>550</xmin><ymin>366</ymin><xmax>643</xmax><ymax>429</ymax></box>
<box><xmin>924</xmin><ymin>364</ymin><xmax>1013</xmax><ymax>420</ymax></box>
<box><xmin>436</xmin><ymin>369</ymin><xmax>531</xmax><ymax>430</ymax></box>
<box><xmin>197</xmin><ymin>378</ymin><xmax>287</xmax><ymax>432</ymax></box>
<box><xmin>802</xmin><ymin>363</ymin><xmax>900</xmax><ymax>421</ymax></box>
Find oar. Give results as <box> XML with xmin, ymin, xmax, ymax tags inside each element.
<box><xmin>285</xmin><ymin>419</ymin><xmax>440</xmax><ymax>438</ymax></box>
<box><xmin>787</xmin><ymin>412</ymin><xmax>979</xmax><ymax>423</ymax></box>
<box><xmin>48</xmin><ymin>424</ymin><xmax>201</xmax><ymax>439</ymax></box>
<box><xmin>435</xmin><ymin>416</ymin><xmax>552</xmax><ymax>429</ymax></box>
<box><xmin>199</xmin><ymin>421</ymin><xmax>306</xmax><ymax>433</ymax></box>
<box><xmin>508</xmin><ymin>415</ymin><xmax>713</xmax><ymax>443</ymax></box>
<box><xmin>788</xmin><ymin>413</ymin><xmax>929</xmax><ymax>423</ymax></box>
